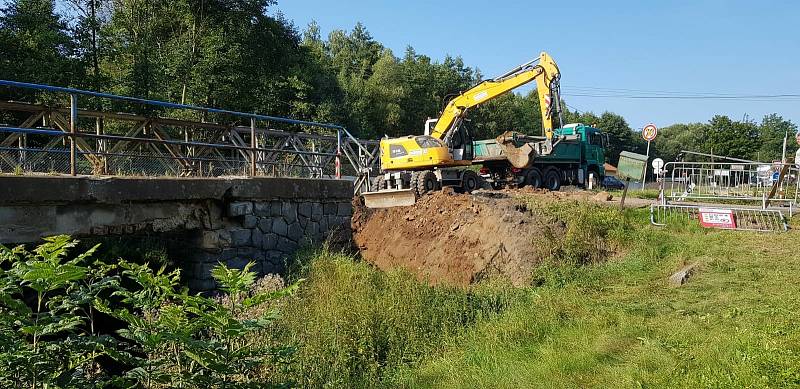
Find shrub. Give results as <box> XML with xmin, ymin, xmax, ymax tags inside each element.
<box><xmin>0</xmin><ymin>236</ymin><xmax>297</xmax><ymax>388</ymax></box>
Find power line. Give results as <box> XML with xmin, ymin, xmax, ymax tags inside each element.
<box><xmin>562</xmin><ymin>93</ymin><xmax>800</xmax><ymax>101</ymax></box>
<box><xmin>560</xmin><ymin>85</ymin><xmax>800</xmax><ymax>101</ymax></box>
<box><xmin>563</xmin><ymin>102</ymin><xmax>584</xmax><ymax>114</ymax></box>
<box><xmin>562</xmin><ymin>84</ymin><xmax>800</xmax><ymax>97</ymax></box>
<box><xmin>563</xmin><ymin>85</ymin><xmax>761</xmax><ymax>96</ymax></box>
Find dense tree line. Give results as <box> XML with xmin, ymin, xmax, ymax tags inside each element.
<box><xmin>0</xmin><ymin>0</ymin><xmax>796</xmax><ymax>164</ymax></box>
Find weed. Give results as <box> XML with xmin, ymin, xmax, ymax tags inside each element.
<box><xmin>0</xmin><ymin>236</ymin><xmax>298</xmax><ymax>388</ymax></box>
<box><xmin>269</xmin><ymin>249</ymin><xmax>519</xmax><ymax>387</ymax></box>
<box><xmin>522</xmin><ymin>198</ymin><xmax>632</xmax><ymax>265</ymax></box>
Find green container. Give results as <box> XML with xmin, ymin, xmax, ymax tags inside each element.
<box><xmin>473</xmin><ymin>139</ymin><xmax>504</xmax><ymax>159</ymax></box>
<box><xmin>617</xmin><ymin>151</ymin><xmax>648</xmax><ymax>180</ymax></box>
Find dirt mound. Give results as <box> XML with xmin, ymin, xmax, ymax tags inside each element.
<box><xmin>352</xmin><ymin>190</ymin><xmax>565</xmax><ymax>286</ymax></box>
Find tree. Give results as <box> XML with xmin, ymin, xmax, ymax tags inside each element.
<box><xmin>3</xmin><ymin>1</ymin><xmax>795</xmax><ymax>160</ymax></box>
<box><xmin>294</xmin><ymin>21</ymin><xmax>346</xmax><ymax>124</ymax></box>
<box><xmin>0</xmin><ymin>0</ymin><xmax>82</xmax><ymax>96</ymax></box>
<box><xmin>470</xmin><ymin>93</ymin><xmax>529</xmax><ymax>140</ymax></box>
<box><xmin>364</xmin><ymin>49</ymin><xmax>405</xmax><ymax>136</ymax></box>
<box><xmin>101</xmin><ymin>0</ymin><xmax>179</xmax><ymax>105</ymax></box>
<box><xmin>703</xmin><ymin>115</ymin><xmax>759</xmax><ymax>160</ymax></box>
<box><xmin>99</xmin><ymin>0</ymin><xmax>308</xmax><ymax>120</ymax></box>
<box><xmin>63</xmin><ymin>0</ymin><xmax>107</xmax><ymax>91</ymax></box>
<box><xmin>653</xmin><ymin>123</ymin><xmax>707</xmax><ymax>162</ymax></box>
<box><xmin>757</xmin><ymin>114</ymin><xmax>797</xmax><ymax>162</ymax></box>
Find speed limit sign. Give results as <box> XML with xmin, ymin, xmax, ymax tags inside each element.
<box><xmin>642</xmin><ymin>124</ymin><xmax>658</xmax><ymax>141</ymax></box>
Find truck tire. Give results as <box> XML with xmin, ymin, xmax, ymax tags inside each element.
<box><xmin>525</xmin><ymin>167</ymin><xmax>543</xmax><ymax>188</ymax></box>
<box><xmin>544</xmin><ymin>168</ymin><xmax>562</xmax><ymax>191</ymax></box>
<box><xmin>372</xmin><ymin>175</ymin><xmax>386</xmax><ymax>191</ymax></box>
<box><xmin>461</xmin><ymin>170</ymin><xmax>480</xmax><ymax>193</ymax></box>
<box><xmin>412</xmin><ymin>170</ymin><xmax>437</xmax><ymax>197</ymax></box>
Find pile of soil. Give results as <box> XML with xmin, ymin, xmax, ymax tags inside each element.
<box><xmin>352</xmin><ymin>189</ymin><xmax>566</xmax><ymax>286</ymax></box>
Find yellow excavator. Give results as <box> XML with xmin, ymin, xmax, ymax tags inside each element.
<box><xmin>362</xmin><ymin>51</ymin><xmax>563</xmax><ymax>208</ymax></box>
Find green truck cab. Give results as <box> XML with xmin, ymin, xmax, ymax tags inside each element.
<box><xmin>474</xmin><ymin>123</ymin><xmax>607</xmax><ymax>190</ymax></box>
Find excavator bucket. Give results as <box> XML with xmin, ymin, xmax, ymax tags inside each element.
<box><xmin>496</xmin><ymin>131</ymin><xmax>538</xmax><ymax>169</ymax></box>
<box><xmin>362</xmin><ymin>188</ymin><xmax>417</xmax><ymax>208</ymax></box>
<box><xmin>502</xmin><ymin>142</ymin><xmax>536</xmax><ymax>169</ymax></box>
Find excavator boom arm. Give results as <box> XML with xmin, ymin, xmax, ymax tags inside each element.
<box><xmin>430</xmin><ymin>52</ymin><xmax>561</xmax><ymax>142</ymax></box>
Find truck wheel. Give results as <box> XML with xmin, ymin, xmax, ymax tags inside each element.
<box><xmin>544</xmin><ymin>169</ymin><xmax>562</xmax><ymax>191</ymax></box>
<box><xmin>461</xmin><ymin>170</ymin><xmax>480</xmax><ymax>193</ymax></box>
<box><xmin>372</xmin><ymin>176</ymin><xmax>386</xmax><ymax>191</ymax></box>
<box><xmin>413</xmin><ymin>170</ymin><xmax>437</xmax><ymax>197</ymax></box>
<box><xmin>525</xmin><ymin>168</ymin><xmax>543</xmax><ymax>188</ymax></box>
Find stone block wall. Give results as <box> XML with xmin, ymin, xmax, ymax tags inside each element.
<box><xmin>0</xmin><ymin>176</ymin><xmax>354</xmax><ymax>292</ymax></box>
<box><xmin>189</xmin><ymin>198</ymin><xmax>352</xmax><ymax>291</ymax></box>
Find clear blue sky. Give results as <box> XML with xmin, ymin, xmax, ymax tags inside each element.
<box><xmin>275</xmin><ymin>0</ymin><xmax>800</xmax><ymax>131</ymax></box>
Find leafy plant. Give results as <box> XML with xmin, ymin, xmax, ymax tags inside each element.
<box><xmin>0</xmin><ymin>236</ymin><xmax>120</xmax><ymax>388</ymax></box>
<box><xmin>0</xmin><ymin>236</ymin><xmax>298</xmax><ymax>388</ymax></box>
<box><xmin>98</xmin><ymin>260</ymin><xmax>300</xmax><ymax>388</ymax></box>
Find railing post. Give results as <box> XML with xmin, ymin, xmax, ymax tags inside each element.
<box><xmin>96</xmin><ymin>117</ymin><xmax>107</xmax><ymax>174</ymax></box>
<box><xmin>250</xmin><ymin>117</ymin><xmax>256</xmax><ymax>177</ymax></box>
<box><xmin>70</xmin><ymin>94</ymin><xmax>78</xmax><ymax>176</ymax></box>
<box><xmin>335</xmin><ymin>129</ymin><xmax>342</xmax><ymax>179</ymax></box>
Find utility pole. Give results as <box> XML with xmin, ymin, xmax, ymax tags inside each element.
<box><xmin>782</xmin><ymin>130</ymin><xmax>788</xmax><ymax>162</ymax></box>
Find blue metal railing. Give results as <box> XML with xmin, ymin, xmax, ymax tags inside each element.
<box><xmin>0</xmin><ymin>80</ymin><xmax>377</xmax><ymax>178</ymax></box>
<box><xmin>0</xmin><ymin>80</ymin><xmax>345</xmax><ymax>131</ymax></box>
<box><xmin>0</xmin><ymin>127</ymin><xmax>336</xmax><ymax>157</ymax></box>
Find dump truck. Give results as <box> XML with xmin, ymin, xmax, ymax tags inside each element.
<box><xmin>474</xmin><ymin>123</ymin><xmax>608</xmax><ymax>190</ymax></box>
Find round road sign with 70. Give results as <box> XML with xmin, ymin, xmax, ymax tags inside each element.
<box><xmin>642</xmin><ymin>124</ymin><xmax>658</xmax><ymax>141</ymax></box>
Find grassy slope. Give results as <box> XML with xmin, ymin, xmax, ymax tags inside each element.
<box><xmin>400</xmin><ymin>211</ymin><xmax>800</xmax><ymax>388</ymax></box>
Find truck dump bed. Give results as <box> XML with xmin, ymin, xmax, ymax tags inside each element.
<box><xmin>474</xmin><ymin>137</ymin><xmax>583</xmax><ymax>164</ymax></box>
<box><xmin>473</xmin><ymin>139</ymin><xmax>508</xmax><ymax>162</ymax></box>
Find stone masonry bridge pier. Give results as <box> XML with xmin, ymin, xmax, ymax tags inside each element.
<box><xmin>0</xmin><ymin>175</ymin><xmax>353</xmax><ymax>290</ymax></box>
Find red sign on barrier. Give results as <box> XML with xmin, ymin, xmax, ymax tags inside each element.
<box><xmin>698</xmin><ymin>208</ymin><xmax>736</xmax><ymax>229</ymax></box>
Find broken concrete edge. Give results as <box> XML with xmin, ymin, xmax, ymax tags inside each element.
<box><xmin>0</xmin><ymin>175</ymin><xmax>354</xmax><ymax>205</ymax></box>
<box><xmin>668</xmin><ymin>262</ymin><xmax>699</xmax><ymax>287</ymax></box>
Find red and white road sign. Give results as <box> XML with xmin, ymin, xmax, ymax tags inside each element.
<box><xmin>698</xmin><ymin>208</ymin><xmax>736</xmax><ymax>229</ymax></box>
<box><xmin>642</xmin><ymin>124</ymin><xmax>658</xmax><ymax>141</ymax></box>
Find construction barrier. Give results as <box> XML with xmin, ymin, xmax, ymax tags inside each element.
<box><xmin>650</xmin><ymin>203</ymin><xmax>788</xmax><ymax>232</ymax></box>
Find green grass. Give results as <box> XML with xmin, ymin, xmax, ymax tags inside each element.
<box><xmin>398</xmin><ymin>211</ymin><xmax>800</xmax><ymax>388</ymax></box>
<box><xmin>262</xmin><ymin>201</ymin><xmax>800</xmax><ymax>387</ymax></box>
<box><xmin>269</xmin><ymin>250</ymin><xmax>523</xmax><ymax>387</ymax></box>
<box><xmin>606</xmin><ymin>188</ymin><xmax>662</xmax><ymax>200</ymax></box>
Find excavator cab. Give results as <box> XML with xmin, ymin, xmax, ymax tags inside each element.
<box><xmin>449</xmin><ymin>123</ymin><xmax>475</xmax><ymax>161</ymax></box>
<box><xmin>379</xmin><ymin>135</ymin><xmax>453</xmax><ymax>171</ymax></box>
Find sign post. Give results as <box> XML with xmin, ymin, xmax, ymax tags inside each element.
<box><xmin>652</xmin><ymin>158</ymin><xmax>665</xmax><ymax>203</ymax></box>
<box><xmin>641</xmin><ymin>124</ymin><xmax>658</xmax><ymax>191</ymax></box>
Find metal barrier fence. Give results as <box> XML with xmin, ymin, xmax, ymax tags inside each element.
<box><xmin>650</xmin><ymin>204</ymin><xmax>788</xmax><ymax>232</ymax></box>
<box><xmin>649</xmin><ymin>161</ymin><xmax>796</xmax><ymax>232</ymax></box>
<box><xmin>0</xmin><ymin>81</ymin><xmax>380</xmax><ymax>194</ymax></box>
<box><xmin>663</xmin><ymin>161</ymin><xmax>799</xmax><ymax>206</ymax></box>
